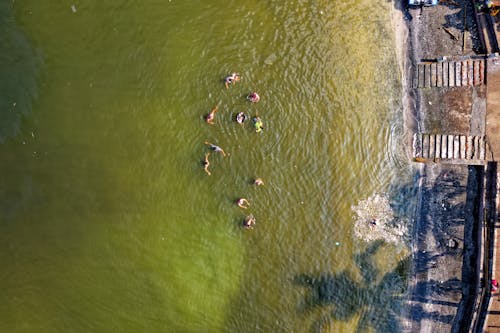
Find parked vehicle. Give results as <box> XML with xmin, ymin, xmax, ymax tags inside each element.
<box><xmin>408</xmin><ymin>0</ymin><xmax>438</xmax><ymax>6</ymax></box>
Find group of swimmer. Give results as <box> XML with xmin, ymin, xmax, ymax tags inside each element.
<box><xmin>207</xmin><ymin>73</ymin><xmax>264</xmax><ymax>132</ymax></box>
<box><xmin>201</xmin><ymin>72</ymin><xmax>264</xmax><ymax>229</ymax></box>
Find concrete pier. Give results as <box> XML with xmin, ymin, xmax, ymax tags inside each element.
<box><xmin>480</xmin><ymin>52</ymin><xmax>500</xmax><ymax>333</ymax></box>
<box><xmin>399</xmin><ymin>0</ymin><xmax>500</xmax><ymax>331</ymax></box>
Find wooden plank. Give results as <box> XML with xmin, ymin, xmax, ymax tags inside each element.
<box><xmin>468</xmin><ymin>60</ymin><xmax>473</xmax><ymax>86</ymax></box>
<box><xmin>431</xmin><ymin>63</ymin><xmax>437</xmax><ymax>87</ymax></box>
<box><xmin>429</xmin><ymin>135</ymin><xmax>436</xmax><ymax>158</ymax></box>
<box><xmin>421</xmin><ymin>64</ymin><xmax>429</xmax><ymax>87</ymax></box>
<box><xmin>441</xmin><ymin>134</ymin><xmax>448</xmax><ymax>158</ymax></box>
<box><xmin>435</xmin><ymin>134</ymin><xmax>441</xmax><ymax>159</ymax></box>
<box><xmin>443</xmin><ymin>62</ymin><xmax>449</xmax><ymax>87</ymax></box>
<box><xmin>479</xmin><ymin>60</ymin><xmax>485</xmax><ymax>85</ymax></box>
<box><xmin>449</xmin><ymin>62</ymin><xmax>455</xmax><ymax>86</ymax></box>
<box><xmin>422</xmin><ymin>134</ymin><xmax>430</xmax><ymax>158</ymax></box>
<box><xmin>460</xmin><ymin>135</ymin><xmax>466</xmax><ymax>159</ymax></box>
<box><xmin>448</xmin><ymin>135</ymin><xmax>454</xmax><ymax>158</ymax></box>
<box><xmin>479</xmin><ymin>136</ymin><xmax>486</xmax><ymax>160</ymax></box>
<box><xmin>472</xmin><ymin>61</ymin><xmax>476</xmax><ymax>86</ymax></box>
<box><xmin>478</xmin><ymin>60</ymin><xmax>483</xmax><ymax>84</ymax></box>
<box><xmin>461</xmin><ymin>61</ymin><xmax>467</xmax><ymax>86</ymax></box>
<box><xmin>473</xmin><ymin>61</ymin><xmax>480</xmax><ymax>86</ymax></box>
<box><xmin>418</xmin><ymin>65</ymin><xmax>425</xmax><ymax>88</ymax></box>
<box><xmin>425</xmin><ymin>64</ymin><xmax>430</xmax><ymax>87</ymax></box>
<box><xmin>466</xmin><ymin>136</ymin><xmax>473</xmax><ymax>159</ymax></box>
<box><xmin>454</xmin><ymin>135</ymin><xmax>460</xmax><ymax>159</ymax></box>
<box><xmin>473</xmin><ymin>136</ymin><xmax>479</xmax><ymax>159</ymax></box>
<box><xmin>437</xmin><ymin>62</ymin><xmax>443</xmax><ymax>87</ymax></box>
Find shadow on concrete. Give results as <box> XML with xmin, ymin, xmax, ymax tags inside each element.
<box><xmin>416</xmin><ymin>167</ymin><xmax>469</xmax><ymax>258</ymax></box>
<box><xmin>402</xmin><ymin>164</ymin><xmax>485</xmax><ymax>332</ymax></box>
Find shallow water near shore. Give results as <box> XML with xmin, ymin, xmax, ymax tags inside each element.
<box><xmin>0</xmin><ymin>1</ymin><xmax>414</xmax><ymax>332</ymax></box>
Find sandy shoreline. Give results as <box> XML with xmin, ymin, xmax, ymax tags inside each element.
<box><xmin>391</xmin><ymin>0</ymin><xmax>419</xmax><ymax>143</ymax></box>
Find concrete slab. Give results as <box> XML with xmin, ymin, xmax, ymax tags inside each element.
<box><xmin>402</xmin><ymin>164</ymin><xmax>479</xmax><ymax>333</ymax></box>
<box><xmin>419</xmin><ymin>88</ymin><xmax>473</xmax><ymax>134</ymax></box>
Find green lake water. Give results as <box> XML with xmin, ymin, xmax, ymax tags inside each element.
<box><xmin>0</xmin><ymin>1</ymin><xmax>415</xmax><ymax>332</ymax></box>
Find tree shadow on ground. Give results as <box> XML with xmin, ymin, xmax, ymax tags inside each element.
<box><xmin>0</xmin><ymin>2</ymin><xmax>40</xmax><ymax>143</ymax></box>
<box><xmin>383</xmin><ymin>166</ymin><xmax>467</xmax><ymax>271</ymax></box>
<box><xmin>398</xmin><ymin>165</ymin><xmax>482</xmax><ymax>331</ymax></box>
<box><xmin>295</xmin><ymin>240</ymin><xmax>462</xmax><ymax>332</ymax></box>
<box><xmin>294</xmin><ymin>241</ymin><xmax>461</xmax><ymax>333</ymax></box>
<box><xmin>419</xmin><ymin>168</ymin><xmax>468</xmax><ymax>247</ymax></box>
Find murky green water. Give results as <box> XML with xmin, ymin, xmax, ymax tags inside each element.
<box><xmin>0</xmin><ymin>1</ymin><xmax>414</xmax><ymax>332</ymax></box>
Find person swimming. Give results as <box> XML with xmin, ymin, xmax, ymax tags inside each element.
<box><xmin>235</xmin><ymin>112</ymin><xmax>247</xmax><ymax>124</ymax></box>
<box><xmin>205</xmin><ymin>106</ymin><xmax>218</xmax><ymax>125</ymax></box>
<box><xmin>202</xmin><ymin>152</ymin><xmax>211</xmax><ymax>176</ymax></box>
<box><xmin>253</xmin><ymin>117</ymin><xmax>264</xmax><ymax>133</ymax></box>
<box><xmin>243</xmin><ymin>214</ymin><xmax>256</xmax><ymax>229</ymax></box>
<box><xmin>224</xmin><ymin>73</ymin><xmax>241</xmax><ymax>88</ymax></box>
<box><xmin>247</xmin><ymin>92</ymin><xmax>260</xmax><ymax>103</ymax></box>
<box><xmin>204</xmin><ymin>141</ymin><xmax>227</xmax><ymax>157</ymax></box>
<box><xmin>236</xmin><ymin>198</ymin><xmax>250</xmax><ymax>209</ymax></box>
<box><xmin>253</xmin><ymin>178</ymin><xmax>264</xmax><ymax>186</ymax></box>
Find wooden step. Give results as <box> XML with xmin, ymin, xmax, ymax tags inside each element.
<box><xmin>413</xmin><ymin>59</ymin><xmax>486</xmax><ymax>88</ymax></box>
<box><xmin>413</xmin><ymin>133</ymin><xmax>488</xmax><ymax>164</ymax></box>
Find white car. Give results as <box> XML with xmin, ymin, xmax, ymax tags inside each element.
<box><xmin>408</xmin><ymin>0</ymin><xmax>438</xmax><ymax>6</ymax></box>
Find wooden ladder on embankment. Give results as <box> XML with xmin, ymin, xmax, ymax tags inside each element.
<box><xmin>413</xmin><ymin>133</ymin><xmax>488</xmax><ymax>164</ymax></box>
<box><xmin>412</xmin><ymin>58</ymin><xmax>486</xmax><ymax>88</ymax></box>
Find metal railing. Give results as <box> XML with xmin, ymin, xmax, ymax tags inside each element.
<box><xmin>469</xmin><ymin>162</ymin><xmax>497</xmax><ymax>332</ymax></box>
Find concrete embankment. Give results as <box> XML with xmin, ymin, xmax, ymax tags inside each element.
<box><xmin>393</xmin><ymin>0</ymin><xmax>500</xmax><ymax>331</ymax></box>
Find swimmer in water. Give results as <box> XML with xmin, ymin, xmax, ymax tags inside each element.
<box><xmin>204</xmin><ymin>141</ymin><xmax>227</xmax><ymax>157</ymax></box>
<box><xmin>235</xmin><ymin>112</ymin><xmax>247</xmax><ymax>124</ymax></box>
<box><xmin>202</xmin><ymin>152</ymin><xmax>211</xmax><ymax>176</ymax></box>
<box><xmin>253</xmin><ymin>117</ymin><xmax>264</xmax><ymax>133</ymax></box>
<box><xmin>205</xmin><ymin>106</ymin><xmax>218</xmax><ymax>125</ymax></box>
<box><xmin>243</xmin><ymin>214</ymin><xmax>256</xmax><ymax>229</ymax></box>
<box><xmin>236</xmin><ymin>198</ymin><xmax>250</xmax><ymax>209</ymax></box>
<box><xmin>247</xmin><ymin>92</ymin><xmax>260</xmax><ymax>103</ymax></box>
<box><xmin>253</xmin><ymin>178</ymin><xmax>264</xmax><ymax>186</ymax></box>
<box><xmin>224</xmin><ymin>73</ymin><xmax>241</xmax><ymax>89</ymax></box>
